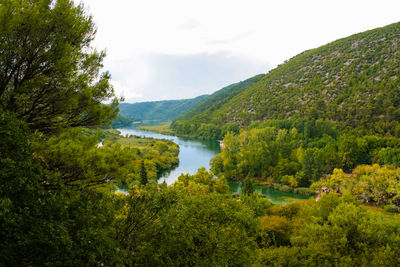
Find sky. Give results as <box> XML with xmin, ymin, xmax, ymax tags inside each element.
<box><xmin>77</xmin><ymin>0</ymin><xmax>400</xmax><ymax>102</ymax></box>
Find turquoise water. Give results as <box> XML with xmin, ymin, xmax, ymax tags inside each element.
<box><xmin>117</xmin><ymin>125</ymin><xmax>311</xmax><ymax>204</ymax></box>
<box><xmin>229</xmin><ymin>181</ymin><xmax>311</xmax><ymax>205</ymax></box>
<box><xmin>118</xmin><ymin>125</ymin><xmax>221</xmax><ymax>185</ymax></box>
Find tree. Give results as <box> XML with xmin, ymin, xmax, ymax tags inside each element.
<box><xmin>0</xmin><ymin>2</ymin><xmax>125</xmax><ymax>265</ymax></box>
<box><xmin>0</xmin><ymin>113</ymin><xmax>126</xmax><ymax>266</ymax></box>
<box><xmin>242</xmin><ymin>175</ymin><xmax>254</xmax><ymax>196</ymax></box>
<box><xmin>32</xmin><ymin>128</ymin><xmax>141</xmax><ymax>187</ymax></box>
<box><xmin>129</xmin><ymin>192</ymin><xmax>258</xmax><ymax>266</ymax></box>
<box><xmin>140</xmin><ymin>160</ymin><xmax>148</xmax><ymax>185</ymax></box>
<box><xmin>174</xmin><ymin>167</ymin><xmax>229</xmax><ymax>194</ymax></box>
<box><xmin>0</xmin><ymin>0</ymin><xmax>118</xmax><ymax>133</ymax></box>
<box><xmin>301</xmin><ymin>148</ymin><xmax>323</xmax><ymax>186</ymax></box>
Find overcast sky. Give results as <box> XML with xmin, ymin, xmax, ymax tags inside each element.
<box><xmin>78</xmin><ymin>0</ymin><xmax>400</xmax><ymax>102</ymax></box>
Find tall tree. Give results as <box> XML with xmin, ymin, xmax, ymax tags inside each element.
<box><xmin>140</xmin><ymin>160</ymin><xmax>148</xmax><ymax>185</ymax></box>
<box><xmin>0</xmin><ymin>0</ymin><xmax>118</xmax><ymax>133</ymax></box>
<box><xmin>242</xmin><ymin>175</ymin><xmax>254</xmax><ymax>196</ymax></box>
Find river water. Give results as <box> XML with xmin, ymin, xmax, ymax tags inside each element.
<box><xmin>117</xmin><ymin>126</ymin><xmax>221</xmax><ymax>185</ymax></box>
<box><xmin>117</xmin><ymin>125</ymin><xmax>310</xmax><ymax>204</ymax></box>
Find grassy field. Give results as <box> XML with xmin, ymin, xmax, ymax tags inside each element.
<box><xmin>102</xmin><ymin>129</ymin><xmax>177</xmax><ymax>149</ymax></box>
<box><xmin>137</xmin><ymin>122</ymin><xmax>175</xmax><ymax>135</ymax></box>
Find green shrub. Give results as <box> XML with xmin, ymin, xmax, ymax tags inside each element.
<box><xmin>294</xmin><ymin>187</ymin><xmax>316</xmax><ymax>196</ymax></box>
<box><xmin>273</xmin><ymin>184</ymin><xmax>293</xmax><ymax>193</ymax></box>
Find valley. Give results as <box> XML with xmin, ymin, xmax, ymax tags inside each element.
<box><xmin>2</xmin><ymin>1</ymin><xmax>400</xmax><ymax>265</ymax></box>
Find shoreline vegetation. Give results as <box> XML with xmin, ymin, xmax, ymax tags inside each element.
<box><xmin>115</xmin><ymin>123</ymin><xmax>315</xmax><ymax>201</ymax></box>
<box><xmin>135</xmin><ymin>121</ymin><xmax>218</xmax><ymax>140</ymax></box>
<box><xmin>137</xmin><ymin>121</ymin><xmax>175</xmax><ymax>135</ymax></box>
<box><xmin>134</xmin><ymin>121</ymin><xmax>400</xmax><ymax>209</ymax></box>
<box><xmin>127</xmin><ymin>119</ymin><xmax>400</xmax><ymax>217</ymax></box>
<box><xmin>2</xmin><ymin>1</ymin><xmax>400</xmax><ymax>265</ymax></box>
<box><xmin>101</xmin><ymin>129</ymin><xmax>180</xmax><ymax>185</ymax></box>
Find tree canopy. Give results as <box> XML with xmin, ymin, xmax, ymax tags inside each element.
<box><xmin>0</xmin><ymin>0</ymin><xmax>118</xmax><ymax>133</ymax></box>
<box><xmin>1</xmin><ymin>1</ymin><xmax>400</xmax><ymax>266</ymax></box>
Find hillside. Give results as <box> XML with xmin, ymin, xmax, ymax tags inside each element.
<box><xmin>172</xmin><ymin>22</ymin><xmax>400</xmax><ymax>138</ymax></box>
<box><xmin>118</xmin><ymin>94</ymin><xmax>208</xmax><ymax>122</ymax></box>
<box><xmin>176</xmin><ymin>74</ymin><xmax>264</xmax><ymax>122</ymax></box>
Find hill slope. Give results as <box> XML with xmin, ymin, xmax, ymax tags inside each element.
<box><xmin>173</xmin><ymin>22</ymin><xmax>400</xmax><ymax>137</ymax></box>
<box><xmin>176</xmin><ymin>74</ymin><xmax>264</xmax><ymax>122</ymax></box>
<box><xmin>118</xmin><ymin>95</ymin><xmax>208</xmax><ymax>121</ymax></box>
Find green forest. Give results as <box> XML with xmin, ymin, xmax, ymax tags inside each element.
<box><xmin>1</xmin><ymin>0</ymin><xmax>400</xmax><ymax>266</ymax></box>
<box><xmin>118</xmin><ymin>95</ymin><xmax>208</xmax><ymax>122</ymax></box>
<box><xmin>172</xmin><ymin>22</ymin><xmax>400</xmax><ymax>140</ymax></box>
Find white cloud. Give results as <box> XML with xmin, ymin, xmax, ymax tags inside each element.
<box><xmin>107</xmin><ymin>52</ymin><xmax>268</xmax><ymax>102</ymax></box>
<box><xmin>78</xmin><ymin>0</ymin><xmax>400</xmax><ymax>101</ymax></box>
<box><xmin>177</xmin><ymin>19</ymin><xmax>201</xmax><ymax>31</ymax></box>
<box><xmin>111</xmin><ymin>80</ymin><xmax>143</xmax><ymax>102</ymax></box>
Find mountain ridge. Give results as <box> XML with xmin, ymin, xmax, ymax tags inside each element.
<box><xmin>172</xmin><ymin>21</ymin><xmax>400</xmax><ymax>138</ymax></box>
<box><xmin>118</xmin><ymin>94</ymin><xmax>208</xmax><ymax>121</ymax></box>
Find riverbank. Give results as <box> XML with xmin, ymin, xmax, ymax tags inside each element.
<box><xmin>103</xmin><ymin>129</ymin><xmax>180</xmax><ymax>185</ymax></box>
<box><xmin>116</xmin><ymin>125</ymin><xmax>315</xmax><ymax>204</ymax></box>
<box><xmin>137</xmin><ymin>122</ymin><xmax>175</xmax><ymax>135</ymax></box>
<box><xmin>136</xmin><ymin>122</ymin><xmax>203</xmax><ymax>140</ymax></box>
<box><xmin>228</xmin><ymin>181</ymin><xmax>312</xmax><ymax>205</ymax></box>
<box><xmin>117</xmin><ymin>125</ymin><xmax>221</xmax><ymax>185</ymax></box>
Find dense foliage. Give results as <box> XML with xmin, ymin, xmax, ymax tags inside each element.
<box><xmin>312</xmin><ymin>165</ymin><xmax>400</xmax><ymax>208</ymax></box>
<box><xmin>2</xmin><ymin>1</ymin><xmax>400</xmax><ymax>266</ymax></box>
<box><xmin>102</xmin><ymin>130</ymin><xmax>179</xmax><ymax>185</ymax></box>
<box><xmin>0</xmin><ymin>0</ymin><xmax>119</xmax><ymax>133</ymax></box>
<box><xmin>173</xmin><ymin>22</ymin><xmax>400</xmax><ymax>138</ymax></box>
<box><xmin>257</xmin><ymin>194</ymin><xmax>400</xmax><ymax>266</ymax></box>
<box><xmin>211</xmin><ymin>119</ymin><xmax>400</xmax><ymax>189</ymax></box>
<box><xmin>118</xmin><ymin>94</ymin><xmax>208</xmax><ymax>122</ymax></box>
<box><xmin>111</xmin><ymin>114</ymin><xmax>135</xmax><ymax>128</ymax></box>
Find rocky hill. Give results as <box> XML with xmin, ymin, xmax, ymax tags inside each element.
<box><xmin>173</xmin><ymin>22</ymin><xmax>400</xmax><ymax>137</ymax></box>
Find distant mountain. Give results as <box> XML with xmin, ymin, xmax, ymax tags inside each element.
<box><xmin>176</xmin><ymin>74</ymin><xmax>264</xmax><ymax>122</ymax></box>
<box><xmin>118</xmin><ymin>95</ymin><xmax>208</xmax><ymax>122</ymax></box>
<box><xmin>172</xmin><ymin>22</ymin><xmax>400</xmax><ymax>138</ymax></box>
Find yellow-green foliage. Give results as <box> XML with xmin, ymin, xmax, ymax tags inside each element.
<box><xmin>102</xmin><ymin>131</ymin><xmax>179</xmax><ymax>184</ymax></box>
<box><xmin>312</xmin><ymin>164</ymin><xmax>400</xmax><ymax>206</ymax></box>
<box><xmin>173</xmin><ymin>167</ymin><xmax>230</xmax><ymax>195</ymax></box>
<box><xmin>257</xmin><ymin>194</ymin><xmax>400</xmax><ymax>266</ymax></box>
<box><xmin>258</xmin><ymin>215</ymin><xmax>294</xmax><ymax>247</ymax></box>
<box><xmin>3</xmin><ymin>1</ymin><xmax>400</xmax><ymax>265</ymax></box>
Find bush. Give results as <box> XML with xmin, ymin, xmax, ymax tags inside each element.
<box><xmin>241</xmin><ymin>192</ymin><xmax>274</xmax><ymax>217</ymax></box>
<box><xmin>258</xmin><ymin>215</ymin><xmax>292</xmax><ymax>246</ymax></box>
<box><xmin>294</xmin><ymin>187</ymin><xmax>316</xmax><ymax>196</ymax></box>
<box><xmin>279</xmin><ymin>175</ymin><xmax>298</xmax><ymax>187</ymax></box>
<box><xmin>273</xmin><ymin>184</ymin><xmax>293</xmax><ymax>193</ymax></box>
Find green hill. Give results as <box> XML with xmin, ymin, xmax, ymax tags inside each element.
<box><xmin>172</xmin><ymin>22</ymin><xmax>400</xmax><ymax>138</ymax></box>
<box><xmin>118</xmin><ymin>94</ymin><xmax>208</xmax><ymax>122</ymax></box>
<box><xmin>176</xmin><ymin>74</ymin><xmax>264</xmax><ymax>122</ymax></box>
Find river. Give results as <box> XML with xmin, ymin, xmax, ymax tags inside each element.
<box><xmin>117</xmin><ymin>125</ymin><xmax>310</xmax><ymax>204</ymax></box>
<box><xmin>117</xmin><ymin>125</ymin><xmax>221</xmax><ymax>185</ymax></box>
